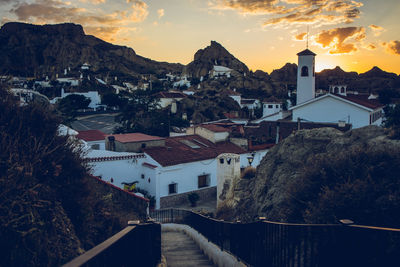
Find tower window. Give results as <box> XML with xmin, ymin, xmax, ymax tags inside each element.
<box><xmin>301</xmin><ymin>66</ymin><xmax>309</xmax><ymax>77</ymax></box>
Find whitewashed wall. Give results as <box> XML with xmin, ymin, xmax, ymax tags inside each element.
<box><xmin>292</xmin><ymin>96</ymin><xmax>370</xmax><ymax>129</ymax></box>
<box><xmin>239</xmin><ymin>150</ymin><xmax>268</xmax><ymax>169</ymax></box>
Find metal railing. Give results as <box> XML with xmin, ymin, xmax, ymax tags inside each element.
<box><xmin>63</xmin><ymin>221</ymin><xmax>161</xmax><ymax>267</ymax></box>
<box><xmin>151</xmin><ymin>208</ymin><xmax>400</xmax><ymax>267</ymax></box>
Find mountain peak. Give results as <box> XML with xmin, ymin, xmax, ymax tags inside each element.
<box><xmin>1</xmin><ymin>22</ymin><xmax>85</xmax><ymax>37</ymax></box>
<box><xmin>187</xmin><ymin>40</ymin><xmax>249</xmax><ymax>78</ymax></box>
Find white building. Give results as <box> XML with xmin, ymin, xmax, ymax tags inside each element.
<box><xmin>57</xmin><ymin>78</ymin><xmax>79</xmax><ymax>87</ymax></box>
<box><xmin>54</xmin><ymin>88</ymin><xmax>101</xmax><ymax>109</ymax></box>
<box><xmin>262</xmin><ymin>98</ymin><xmax>283</xmax><ymax>117</ymax></box>
<box><xmin>211</xmin><ymin>65</ymin><xmax>232</xmax><ymax>78</ymax></box>
<box><xmin>77</xmin><ymin>130</ymin><xmax>106</xmax><ymax>150</ymax></box>
<box><xmin>155</xmin><ymin>91</ymin><xmax>187</xmax><ymax>108</ymax></box>
<box><xmin>286</xmin><ymin>48</ymin><xmax>384</xmax><ymax>129</ymax></box>
<box><xmin>290</xmin><ymin>93</ymin><xmax>384</xmax><ymax>128</ymax></box>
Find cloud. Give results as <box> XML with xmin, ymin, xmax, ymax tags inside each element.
<box><xmin>315</xmin><ymin>26</ymin><xmax>366</xmax><ymax>54</ymax></box>
<box><xmin>365</xmin><ymin>43</ymin><xmax>376</xmax><ymax>50</ymax></box>
<box><xmin>369</xmin><ymin>24</ymin><xmax>385</xmax><ymax>37</ymax></box>
<box><xmin>79</xmin><ymin>0</ymin><xmax>106</xmax><ymax>4</ymax></box>
<box><xmin>7</xmin><ymin>0</ymin><xmax>148</xmax><ymax>42</ymax></box>
<box><xmin>383</xmin><ymin>41</ymin><xmax>400</xmax><ymax>55</ymax></box>
<box><xmin>294</xmin><ymin>32</ymin><xmax>307</xmax><ymax>40</ymax></box>
<box><xmin>157</xmin><ymin>9</ymin><xmax>165</xmax><ymax>19</ymax></box>
<box><xmin>210</xmin><ymin>0</ymin><xmax>363</xmax><ymax>27</ymax></box>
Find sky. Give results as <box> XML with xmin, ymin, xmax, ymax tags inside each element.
<box><xmin>1</xmin><ymin>0</ymin><xmax>400</xmax><ymax>74</ymax></box>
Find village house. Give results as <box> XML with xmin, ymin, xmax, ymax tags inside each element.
<box><xmin>77</xmin><ymin>130</ymin><xmax>106</xmax><ymax>150</ymax></box>
<box><xmin>105</xmin><ymin>132</ymin><xmax>165</xmax><ymax>153</ymax></box>
<box><xmin>155</xmin><ymin>91</ymin><xmax>187</xmax><ymax>109</ymax></box>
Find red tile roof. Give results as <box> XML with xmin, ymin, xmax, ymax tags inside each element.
<box><xmin>200</xmin><ymin>124</ymin><xmax>230</xmax><ymax>133</ymax></box>
<box><xmin>108</xmin><ymin>133</ymin><xmax>164</xmax><ymax>143</ymax></box>
<box><xmin>77</xmin><ymin>130</ymin><xmax>106</xmax><ymax>141</ymax></box>
<box><xmin>334</xmin><ymin>94</ymin><xmax>384</xmax><ymax>110</ymax></box>
<box><xmin>156</xmin><ymin>91</ymin><xmax>187</xmax><ymax>99</ymax></box>
<box><xmin>143</xmin><ymin>135</ymin><xmax>246</xmax><ymax>167</ymax></box>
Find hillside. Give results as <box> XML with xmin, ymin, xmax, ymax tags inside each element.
<box><xmin>217</xmin><ymin>126</ymin><xmax>400</xmax><ymax>228</ymax></box>
<box><xmin>0</xmin><ymin>87</ymin><xmax>147</xmax><ymax>266</ymax></box>
<box><xmin>0</xmin><ymin>22</ymin><xmax>183</xmax><ymax>77</ymax></box>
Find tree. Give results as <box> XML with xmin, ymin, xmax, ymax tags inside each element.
<box><xmin>384</xmin><ymin>104</ymin><xmax>400</xmax><ymax>139</ymax></box>
<box><xmin>57</xmin><ymin>94</ymin><xmax>90</xmax><ymax>119</ymax></box>
<box><xmin>102</xmin><ymin>93</ymin><xmax>126</xmax><ymax>109</ymax></box>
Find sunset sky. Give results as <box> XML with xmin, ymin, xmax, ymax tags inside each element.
<box><xmin>1</xmin><ymin>0</ymin><xmax>400</xmax><ymax>74</ymax></box>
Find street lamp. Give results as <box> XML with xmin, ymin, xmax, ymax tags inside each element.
<box><xmin>247</xmin><ymin>153</ymin><xmax>255</xmax><ymax>166</ymax></box>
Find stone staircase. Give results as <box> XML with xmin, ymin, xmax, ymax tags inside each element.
<box><xmin>162</xmin><ymin>230</ymin><xmax>215</xmax><ymax>267</ymax></box>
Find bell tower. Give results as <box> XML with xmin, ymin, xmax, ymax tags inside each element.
<box><xmin>296</xmin><ymin>48</ymin><xmax>316</xmax><ymax>105</ymax></box>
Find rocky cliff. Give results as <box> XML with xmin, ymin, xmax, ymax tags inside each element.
<box><xmin>0</xmin><ymin>22</ymin><xmax>182</xmax><ymax>77</ymax></box>
<box><xmin>218</xmin><ymin>126</ymin><xmax>400</xmax><ymax>227</ymax></box>
<box><xmin>186</xmin><ymin>41</ymin><xmax>249</xmax><ymax>78</ymax></box>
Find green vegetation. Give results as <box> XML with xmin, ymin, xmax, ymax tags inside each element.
<box><xmin>56</xmin><ymin>94</ymin><xmax>90</xmax><ymax>120</ymax></box>
<box><xmin>188</xmin><ymin>192</ymin><xmax>200</xmax><ymax>207</ymax></box>
<box><xmin>286</xmin><ymin>147</ymin><xmax>400</xmax><ymax>227</ymax></box>
<box><xmin>0</xmin><ymin>87</ymin><xmax>145</xmax><ymax>266</ymax></box>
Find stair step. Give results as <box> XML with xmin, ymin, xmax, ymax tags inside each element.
<box><xmin>162</xmin><ymin>230</ymin><xmax>215</xmax><ymax>267</ymax></box>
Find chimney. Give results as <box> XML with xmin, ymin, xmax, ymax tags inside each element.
<box><xmin>107</xmin><ymin>136</ymin><xmax>116</xmax><ymax>151</ymax></box>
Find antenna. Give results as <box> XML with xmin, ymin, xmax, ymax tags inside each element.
<box><xmin>306</xmin><ymin>25</ymin><xmax>309</xmax><ymax>49</ymax></box>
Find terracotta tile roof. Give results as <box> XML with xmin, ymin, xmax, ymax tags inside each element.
<box><xmin>200</xmin><ymin>124</ymin><xmax>230</xmax><ymax>133</ymax></box>
<box><xmin>108</xmin><ymin>133</ymin><xmax>164</xmax><ymax>143</ymax></box>
<box><xmin>143</xmin><ymin>135</ymin><xmax>246</xmax><ymax>167</ymax></box>
<box><xmin>334</xmin><ymin>94</ymin><xmax>384</xmax><ymax>110</ymax></box>
<box><xmin>77</xmin><ymin>130</ymin><xmax>106</xmax><ymax>141</ymax></box>
<box><xmin>142</xmin><ymin>162</ymin><xmax>158</xmax><ymax>169</ymax></box>
<box><xmin>156</xmin><ymin>91</ymin><xmax>187</xmax><ymax>99</ymax></box>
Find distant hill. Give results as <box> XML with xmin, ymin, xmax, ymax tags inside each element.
<box><xmin>0</xmin><ymin>22</ymin><xmax>183</xmax><ymax>77</ymax></box>
<box><xmin>186</xmin><ymin>41</ymin><xmax>249</xmax><ymax>78</ymax></box>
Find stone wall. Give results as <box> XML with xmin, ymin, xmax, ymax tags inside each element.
<box><xmin>86</xmin><ymin>175</ymin><xmax>149</xmax><ymax>220</ymax></box>
<box><xmin>160</xmin><ymin>186</ymin><xmax>216</xmax><ymax>208</ymax></box>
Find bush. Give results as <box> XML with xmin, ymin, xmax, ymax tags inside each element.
<box><xmin>241</xmin><ymin>167</ymin><xmax>256</xmax><ymax>179</ymax></box>
<box><xmin>188</xmin><ymin>192</ymin><xmax>200</xmax><ymax>207</ymax></box>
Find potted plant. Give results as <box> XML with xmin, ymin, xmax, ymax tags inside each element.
<box><xmin>188</xmin><ymin>192</ymin><xmax>200</xmax><ymax>207</ymax></box>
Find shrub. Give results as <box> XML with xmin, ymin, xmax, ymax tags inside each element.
<box><xmin>241</xmin><ymin>167</ymin><xmax>256</xmax><ymax>179</ymax></box>
<box><xmin>188</xmin><ymin>192</ymin><xmax>200</xmax><ymax>207</ymax></box>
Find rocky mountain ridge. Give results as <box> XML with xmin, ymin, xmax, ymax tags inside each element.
<box><xmin>0</xmin><ymin>22</ymin><xmax>183</xmax><ymax>77</ymax></box>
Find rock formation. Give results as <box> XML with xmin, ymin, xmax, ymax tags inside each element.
<box><xmin>187</xmin><ymin>41</ymin><xmax>249</xmax><ymax>78</ymax></box>
<box><xmin>0</xmin><ymin>22</ymin><xmax>182</xmax><ymax>77</ymax></box>
<box><xmin>218</xmin><ymin>126</ymin><xmax>400</xmax><ymax>227</ymax></box>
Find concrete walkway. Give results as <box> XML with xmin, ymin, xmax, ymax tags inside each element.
<box><xmin>162</xmin><ymin>230</ymin><xmax>215</xmax><ymax>267</ymax></box>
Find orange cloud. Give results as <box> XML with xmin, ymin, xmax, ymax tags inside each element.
<box><xmin>365</xmin><ymin>43</ymin><xmax>376</xmax><ymax>50</ymax></box>
<box><xmin>383</xmin><ymin>41</ymin><xmax>400</xmax><ymax>55</ymax></box>
<box><xmin>315</xmin><ymin>26</ymin><xmax>365</xmax><ymax>54</ymax></box>
<box><xmin>211</xmin><ymin>0</ymin><xmax>363</xmax><ymax>27</ymax></box>
<box><xmin>157</xmin><ymin>9</ymin><xmax>165</xmax><ymax>19</ymax></box>
<box><xmin>295</xmin><ymin>32</ymin><xmax>307</xmax><ymax>41</ymax></box>
<box><xmin>369</xmin><ymin>24</ymin><xmax>385</xmax><ymax>37</ymax></box>
<box><xmin>8</xmin><ymin>0</ymin><xmax>148</xmax><ymax>43</ymax></box>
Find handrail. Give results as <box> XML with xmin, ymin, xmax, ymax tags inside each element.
<box><xmin>63</xmin><ymin>221</ymin><xmax>161</xmax><ymax>267</ymax></box>
<box><xmin>151</xmin><ymin>208</ymin><xmax>400</xmax><ymax>267</ymax></box>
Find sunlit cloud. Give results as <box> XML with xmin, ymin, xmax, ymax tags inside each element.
<box><xmin>365</xmin><ymin>43</ymin><xmax>376</xmax><ymax>50</ymax></box>
<box><xmin>157</xmin><ymin>9</ymin><xmax>165</xmax><ymax>19</ymax></box>
<box><xmin>314</xmin><ymin>26</ymin><xmax>366</xmax><ymax>54</ymax></box>
<box><xmin>6</xmin><ymin>0</ymin><xmax>148</xmax><ymax>43</ymax></box>
<box><xmin>294</xmin><ymin>32</ymin><xmax>306</xmax><ymax>41</ymax></box>
<box><xmin>369</xmin><ymin>24</ymin><xmax>385</xmax><ymax>37</ymax></box>
<box><xmin>210</xmin><ymin>0</ymin><xmax>363</xmax><ymax>27</ymax></box>
<box><xmin>382</xmin><ymin>41</ymin><xmax>400</xmax><ymax>55</ymax></box>
<box><xmin>79</xmin><ymin>0</ymin><xmax>106</xmax><ymax>4</ymax></box>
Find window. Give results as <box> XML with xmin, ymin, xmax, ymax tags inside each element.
<box><xmin>301</xmin><ymin>66</ymin><xmax>309</xmax><ymax>77</ymax></box>
<box><xmin>168</xmin><ymin>183</ymin><xmax>177</xmax><ymax>194</ymax></box>
<box><xmin>268</xmin><ymin>104</ymin><xmax>273</xmax><ymax>109</ymax></box>
<box><xmin>198</xmin><ymin>174</ymin><xmax>210</xmax><ymax>188</ymax></box>
<box><xmin>91</xmin><ymin>144</ymin><xmax>100</xmax><ymax>150</ymax></box>
<box><xmin>276</xmin><ymin>105</ymin><xmax>279</xmax><ymax>108</ymax></box>
<box><xmin>341</xmin><ymin>87</ymin><xmax>345</xmax><ymax>94</ymax></box>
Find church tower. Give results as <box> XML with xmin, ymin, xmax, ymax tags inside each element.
<box><xmin>296</xmin><ymin>49</ymin><xmax>316</xmax><ymax>105</ymax></box>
